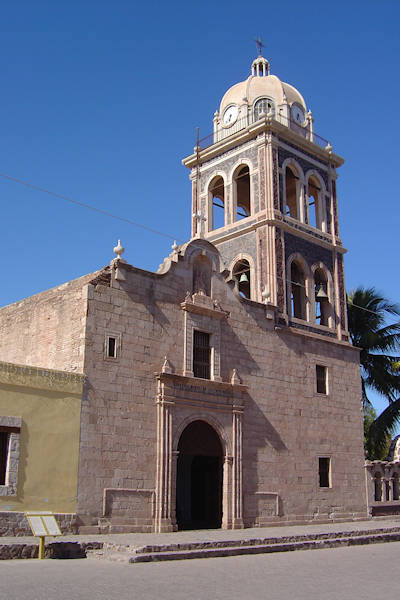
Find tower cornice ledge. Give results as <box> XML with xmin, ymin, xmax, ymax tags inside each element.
<box><xmin>206</xmin><ymin>216</ymin><xmax>347</xmax><ymax>254</ymax></box>
<box><xmin>182</xmin><ymin>118</ymin><xmax>344</xmax><ymax>169</ymax></box>
<box><xmin>274</xmin><ymin>325</ymin><xmax>359</xmax><ymax>349</ymax></box>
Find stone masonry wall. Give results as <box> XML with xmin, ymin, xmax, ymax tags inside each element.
<box><xmin>76</xmin><ymin>241</ymin><xmax>366</xmax><ymax>527</ymax></box>
<box><xmin>0</xmin><ymin>272</ymin><xmax>98</xmax><ymax>372</ymax></box>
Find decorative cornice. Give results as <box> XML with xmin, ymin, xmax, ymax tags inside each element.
<box><xmin>156</xmin><ymin>371</ymin><xmax>247</xmax><ymax>391</ymax></box>
<box><xmin>180</xmin><ymin>292</ymin><xmax>229</xmax><ymax>319</ymax></box>
<box><xmin>0</xmin><ymin>361</ymin><xmax>84</xmax><ymax>395</ymax></box>
<box><xmin>180</xmin><ymin>300</ymin><xmax>229</xmax><ymax>319</ymax></box>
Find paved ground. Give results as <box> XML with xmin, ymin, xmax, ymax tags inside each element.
<box><xmin>1</xmin><ymin>541</ymin><xmax>400</xmax><ymax>600</ymax></box>
<box><xmin>2</xmin><ymin>517</ymin><xmax>400</xmax><ymax>547</ymax></box>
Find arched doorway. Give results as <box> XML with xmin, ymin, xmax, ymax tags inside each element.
<box><xmin>176</xmin><ymin>420</ymin><xmax>223</xmax><ymax>530</ymax></box>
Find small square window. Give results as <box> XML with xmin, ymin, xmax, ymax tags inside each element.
<box><xmin>316</xmin><ymin>365</ymin><xmax>327</xmax><ymax>394</ymax></box>
<box><xmin>105</xmin><ymin>333</ymin><xmax>120</xmax><ymax>359</ymax></box>
<box><xmin>319</xmin><ymin>457</ymin><xmax>331</xmax><ymax>488</ymax></box>
<box><xmin>108</xmin><ymin>337</ymin><xmax>117</xmax><ymax>358</ymax></box>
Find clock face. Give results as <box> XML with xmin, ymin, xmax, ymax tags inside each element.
<box><xmin>223</xmin><ymin>105</ymin><xmax>238</xmax><ymax>126</ymax></box>
<box><xmin>291</xmin><ymin>104</ymin><xmax>305</xmax><ymax>125</ymax></box>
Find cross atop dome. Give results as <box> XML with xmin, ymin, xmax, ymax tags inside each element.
<box><xmin>252</xmin><ymin>36</ymin><xmax>270</xmax><ymax>76</ymax></box>
<box><xmin>254</xmin><ymin>36</ymin><xmax>265</xmax><ymax>57</ymax></box>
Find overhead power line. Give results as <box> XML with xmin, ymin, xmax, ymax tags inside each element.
<box><xmin>0</xmin><ymin>171</ymin><xmax>392</xmax><ymax>320</ymax></box>
<box><xmin>0</xmin><ymin>171</ymin><xmax>185</xmax><ymax>243</ymax></box>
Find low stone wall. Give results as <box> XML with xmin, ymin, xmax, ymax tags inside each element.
<box><xmin>365</xmin><ymin>461</ymin><xmax>400</xmax><ymax>515</ymax></box>
<box><xmin>0</xmin><ymin>512</ymin><xmax>79</xmax><ymax>536</ymax></box>
<box><xmin>0</xmin><ymin>541</ymin><xmax>102</xmax><ymax>560</ymax></box>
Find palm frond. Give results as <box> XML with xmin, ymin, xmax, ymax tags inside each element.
<box><xmin>367</xmin><ymin>398</ymin><xmax>400</xmax><ymax>457</ymax></box>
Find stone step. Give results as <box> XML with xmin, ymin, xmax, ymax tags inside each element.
<box><xmin>128</xmin><ymin>532</ymin><xmax>400</xmax><ymax>563</ymax></box>
<box><xmin>3</xmin><ymin>526</ymin><xmax>400</xmax><ymax>562</ymax></box>
<box><xmin>133</xmin><ymin>525</ymin><xmax>400</xmax><ymax>555</ymax></box>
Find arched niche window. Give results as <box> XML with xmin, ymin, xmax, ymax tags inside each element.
<box><xmin>290</xmin><ymin>261</ymin><xmax>306</xmax><ymax>319</ymax></box>
<box><xmin>234</xmin><ymin>165</ymin><xmax>251</xmax><ymax>221</ymax></box>
<box><xmin>307</xmin><ymin>175</ymin><xmax>321</xmax><ymax>229</ymax></box>
<box><xmin>209</xmin><ymin>176</ymin><xmax>225</xmax><ymax>230</ymax></box>
<box><xmin>254</xmin><ymin>97</ymin><xmax>275</xmax><ymax>121</ymax></box>
<box><xmin>314</xmin><ymin>268</ymin><xmax>329</xmax><ymax>326</ymax></box>
<box><xmin>285</xmin><ymin>166</ymin><xmax>299</xmax><ymax>219</ymax></box>
<box><xmin>193</xmin><ymin>254</ymin><xmax>212</xmax><ymax>296</ymax></box>
<box><xmin>233</xmin><ymin>259</ymin><xmax>251</xmax><ymax>299</ymax></box>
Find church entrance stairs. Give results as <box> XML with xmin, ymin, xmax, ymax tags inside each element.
<box><xmin>3</xmin><ymin>519</ymin><xmax>400</xmax><ymax>561</ymax></box>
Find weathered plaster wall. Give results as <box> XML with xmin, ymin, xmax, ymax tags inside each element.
<box><xmin>0</xmin><ymin>361</ymin><xmax>83</xmax><ymax>516</ymax></box>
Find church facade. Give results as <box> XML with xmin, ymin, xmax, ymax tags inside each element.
<box><xmin>0</xmin><ymin>54</ymin><xmax>368</xmax><ymax>534</ymax></box>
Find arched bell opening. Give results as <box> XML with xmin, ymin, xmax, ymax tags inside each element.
<box><xmin>209</xmin><ymin>176</ymin><xmax>225</xmax><ymax>231</ymax></box>
<box><xmin>176</xmin><ymin>420</ymin><xmax>223</xmax><ymax>530</ymax></box>
<box><xmin>314</xmin><ymin>268</ymin><xmax>329</xmax><ymax>326</ymax></box>
<box><xmin>307</xmin><ymin>175</ymin><xmax>321</xmax><ymax>229</ymax></box>
<box><xmin>233</xmin><ymin>165</ymin><xmax>251</xmax><ymax>221</ymax></box>
<box><xmin>285</xmin><ymin>166</ymin><xmax>299</xmax><ymax>220</ymax></box>
<box><xmin>290</xmin><ymin>261</ymin><xmax>306</xmax><ymax>320</ymax></box>
<box><xmin>233</xmin><ymin>259</ymin><xmax>251</xmax><ymax>299</ymax></box>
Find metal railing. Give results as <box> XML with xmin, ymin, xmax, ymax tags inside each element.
<box><xmin>196</xmin><ymin>112</ymin><xmax>330</xmax><ymax>152</ymax></box>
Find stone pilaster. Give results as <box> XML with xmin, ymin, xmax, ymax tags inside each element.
<box><xmin>264</xmin><ymin>133</ymin><xmax>276</xmax><ymax>219</ymax></box>
<box><xmin>257</xmin><ymin>225</ymin><xmax>277</xmax><ymax>306</ymax></box>
<box><xmin>154</xmin><ymin>381</ymin><xmax>176</xmax><ymax>532</ymax></box>
<box><xmin>231</xmin><ymin>407</ymin><xmax>244</xmax><ymax>528</ymax></box>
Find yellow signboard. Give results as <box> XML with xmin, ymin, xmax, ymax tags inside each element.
<box><xmin>25</xmin><ymin>512</ymin><xmax>62</xmax><ymax>559</ymax></box>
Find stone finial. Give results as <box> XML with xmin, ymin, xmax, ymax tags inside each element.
<box><xmin>213</xmin><ymin>299</ymin><xmax>223</xmax><ymax>311</ymax></box>
<box><xmin>161</xmin><ymin>356</ymin><xmax>173</xmax><ymax>374</ymax></box>
<box><xmin>325</xmin><ymin>142</ymin><xmax>332</xmax><ymax>154</ymax></box>
<box><xmin>261</xmin><ymin>284</ymin><xmax>270</xmax><ymax>304</ymax></box>
<box><xmin>231</xmin><ymin>368</ymin><xmax>242</xmax><ymax>385</ymax></box>
<box><xmin>171</xmin><ymin>240</ymin><xmax>179</xmax><ymax>255</ymax></box>
<box><xmin>113</xmin><ymin>239</ymin><xmax>125</xmax><ymax>261</ymax></box>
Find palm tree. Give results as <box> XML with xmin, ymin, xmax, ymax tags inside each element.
<box><xmin>347</xmin><ymin>287</ymin><xmax>400</xmax><ymax>458</ymax></box>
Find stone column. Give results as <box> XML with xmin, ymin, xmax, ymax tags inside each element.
<box><xmin>231</xmin><ymin>408</ymin><xmax>244</xmax><ymax>528</ymax></box>
<box><xmin>154</xmin><ymin>381</ymin><xmax>176</xmax><ymax>532</ymax></box>
<box><xmin>388</xmin><ymin>478</ymin><xmax>394</xmax><ymax>502</ymax></box>
<box><xmin>170</xmin><ymin>451</ymin><xmax>179</xmax><ymax>528</ymax></box>
<box><xmin>222</xmin><ymin>455</ymin><xmax>233</xmax><ymax>529</ymax></box>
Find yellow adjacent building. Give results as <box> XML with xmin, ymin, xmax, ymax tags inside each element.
<box><xmin>0</xmin><ymin>361</ymin><xmax>83</xmax><ymax>533</ymax></box>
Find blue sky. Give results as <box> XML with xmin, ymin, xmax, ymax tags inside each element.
<box><xmin>0</xmin><ymin>0</ymin><xmax>399</xmax><ymax>417</ymax></box>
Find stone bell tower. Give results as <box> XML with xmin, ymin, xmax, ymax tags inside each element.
<box><xmin>183</xmin><ymin>52</ymin><xmax>348</xmax><ymax>341</ymax></box>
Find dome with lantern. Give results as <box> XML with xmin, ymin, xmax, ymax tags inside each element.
<box><xmin>213</xmin><ymin>54</ymin><xmax>312</xmax><ymax>141</ymax></box>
